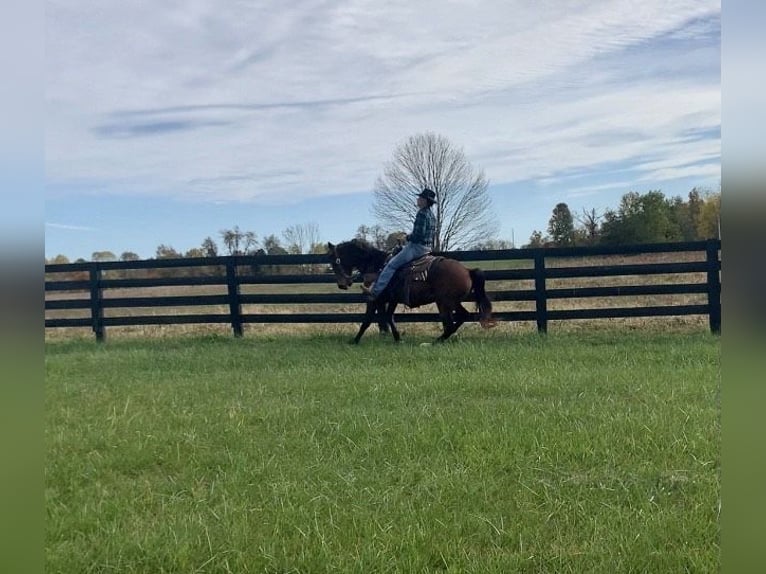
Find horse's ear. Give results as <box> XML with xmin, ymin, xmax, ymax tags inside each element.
<box><xmin>327</xmin><ymin>242</ymin><xmax>334</xmax><ymax>250</ymax></box>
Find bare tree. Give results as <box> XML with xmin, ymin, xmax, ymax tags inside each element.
<box><xmin>283</xmin><ymin>222</ymin><xmax>321</xmax><ymax>254</ymax></box>
<box><xmin>355</xmin><ymin>224</ymin><xmax>389</xmax><ymax>250</ymax></box>
<box><xmin>372</xmin><ymin>132</ymin><xmax>498</xmax><ymax>251</ymax></box>
<box><xmin>575</xmin><ymin>208</ymin><xmax>602</xmax><ymax>245</ymax></box>
<box><xmin>220</xmin><ymin>226</ymin><xmax>258</xmax><ymax>255</ymax></box>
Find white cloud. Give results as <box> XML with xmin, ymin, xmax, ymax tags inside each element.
<box><xmin>45</xmin><ymin>1</ymin><xmax>720</xmax><ymax>205</ymax></box>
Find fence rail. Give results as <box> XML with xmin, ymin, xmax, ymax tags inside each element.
<box><xmin>45</xmin><ymin>239</ymin><xmax>721</xmax><ymax>341</ymax></box>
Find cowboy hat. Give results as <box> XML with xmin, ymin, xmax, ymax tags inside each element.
<box><xmin>416</xmin><ymin>188</ymin><xmax>437</xmax><ymax>204</ymax></box>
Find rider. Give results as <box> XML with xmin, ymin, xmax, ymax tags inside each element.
<box><xmin>362</xmin><ymin>187</ymin><xmax>437</xmax><ymax>301</ymax></box>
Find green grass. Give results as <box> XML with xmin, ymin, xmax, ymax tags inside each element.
<box><xmin>46</xmin><ymin>330</ymin><xmax>720</xmax><ymax>573</ymax></box>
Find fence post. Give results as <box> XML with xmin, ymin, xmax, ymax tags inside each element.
<box><xmin>88</xmin><ymin>263</ymin><xmax>106</xmax><ymax>342</ymax></box>
<box><xmin>226</xmin><ymin>259</ymin><xmax>243</xmax><ymax>337</ymax></box>
<box><xmin>706</xmin><ymin>239</ymin><xmax>721</xmax><ymax>334</ymax></box>
<box><xmin>534</xmin><ymin>251</ymin><xmax>548</xmax><ymax>334</ymax></box>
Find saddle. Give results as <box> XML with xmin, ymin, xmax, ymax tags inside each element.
<box><xmin>392</xmin><ymin>255</ymin><xmax>444</xmax><ymax>307</ymax></box>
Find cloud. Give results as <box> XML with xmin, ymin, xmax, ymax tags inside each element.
<box><xmin>45</xmin><ymin>1</ymin><xmax>720</xmax><ymax>205</ymax></box>
<box><xmin>45</xmin><ymin>222</ymin><xmax>97</xmax><ymax>232</ymax></box>
<box><xmin>93</xmin><ymin>118</ymin><xmax>232</xmax><ymax>139</ymax></box>
<box><xmin>108</xmin><ymin>93</ymin><xmax>422</xmax><ymax>118</ymax></box>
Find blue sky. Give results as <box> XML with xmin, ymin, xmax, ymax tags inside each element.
<box><xmin>45</xmin><ymin>1</ymin><xmax>720</xmax><ymax>261</ymax></box>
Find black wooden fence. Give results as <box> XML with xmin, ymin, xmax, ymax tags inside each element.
<box><xmin>45</xmin><ymin>239</ymin><xmax>721</xmax><ymax>341</ymax></box>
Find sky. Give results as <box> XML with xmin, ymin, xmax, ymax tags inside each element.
<box><xmin>44</xmin><ymin>0</ymin><xmax>720</xmax><ymax>261</ymax></box>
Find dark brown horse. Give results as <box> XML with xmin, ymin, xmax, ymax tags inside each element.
<box><xmin>327</xmin><ymin>239</ymin><xmax>495</xmax><ymax>343</ymax></box>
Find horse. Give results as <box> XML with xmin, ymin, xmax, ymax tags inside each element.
<box><xmin>327</xmin><ymin>239</ymin><xmax>496</xmax><ymax>343</ymax></box>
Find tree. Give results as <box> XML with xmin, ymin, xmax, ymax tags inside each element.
<box><xmin>472</xmin><ymin>239</ymin><xmax>514</xmax><ymax>250</ymax></box>
<box><xmin>262</xmin><ymin>234</ymin><xmax>288</xmax><ymax>255</ymax></box>
<box><xmin>674</xmin><ymin>188</ymin><xmax>705</xmax><ymax>240</ymax></box>
<box><xmin>525</xmin><ymin>230</ymin><xmax>546</xmax><ymax>248</ymax></box>
<box><xmin>120</xmin><ymin>251</ymin><xmax>140</xmax><ymax>261</ymax></box>
<box><xmin>575</xmin><ymin>208</ymin><xmax>602</xmax><ymax>245</ymax></box>
<box><xmin>354</xmin><ymin>224</ymin><xmax>372</xmax><ymax>243</ymax></box>
<box><xmin>547</xmin><ymin>202</ymin><xmax>575</xmax><ymax>246</ymax></box>
<box><xmin>48</xmin><ymin>254</ymin><xmax>70</xmax><ymax>264</ymax></box>
<box><xmin>201</xmin><ymin>237</ymin><xmax>218</xmax><ymax>257</ymax></box>
<box><xmin>601</xmin><ymin>190</ymin><xmax>682</xmax><ymax>245</ymax></box>
<box><xmin>355</xmin><ymin>224</ymin><xmax>389</xmax><ymax>250</ymax></box>
<box><xmin>184</xmin><ymin>247</ymin><xmax>205</xmax><ymax>258</ymax></box>
<box><xmin>91</xmin><ymin>251</ymin><xmax>116</xmax><ymax>262</ymax></box>
<box><xmin>155</xmin><ymin>244</ymin><xmax>181</xmax><ymax>259</ymax></box>
<box><xmin>220</xmin><ymin>226</ymin><xmax>258</xmax><ymax>255</ymax></box>
<box><xmin>638</xmin><ymin>191</ymin><xmax>682</xmax><ymax>242</ymax></box>
<box><xmin>309</xmin><ymin>242</ymin><xmax>328</xmax><ymax>255</ymax></box>
<box><xmin>283</xmin><ymin>222</ymin><xmax>321</xmax><ymax>254</ymax></box>
<box><xmin>372</xmin><ymin>132</ymin><xmax>498</xmax><ymax>251</ymax></box>
<box><xmin>384</xmin><ymin>231</ymin><xmax>408</xmax><ymax>250</ymax></box>
<box><xmin>697</xmin><ymin>192</ymin><xmax>721</xmax><ymax>239</ymax></box>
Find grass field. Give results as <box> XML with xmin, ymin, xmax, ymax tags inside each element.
<box><xmin>45</xmin><ymin>330</ymin><xmax>720</xmax><ymax>573</ymax></box>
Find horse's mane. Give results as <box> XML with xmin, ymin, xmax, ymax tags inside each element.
<box><xmin>338</xmin><ymin>238</ymin><xmax>388</xmax><ymax>270</ymax></box>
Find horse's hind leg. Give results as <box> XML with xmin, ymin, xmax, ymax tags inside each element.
<box><xmin>452</xmin><ymin>303</ymin><xmax>471</xmax><ymax>333</ymax></box>
<box><xmin>435</xmin><ymin>303</ymin><xmax>458</xmax><ymax>342</ymax></box>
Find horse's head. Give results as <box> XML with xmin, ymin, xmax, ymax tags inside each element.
<box><xmin>326</xmin><ymin>242</ymin><xmax>354</xmax><ymax>290</ymax></box>
<box><xmin>328</xmin><ymin>239</ymin><xmax>389</xmax><ymax>290</ymax></box>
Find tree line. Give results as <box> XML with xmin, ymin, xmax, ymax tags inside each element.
<box><xmin>45</xmin><ymin>186</ymin><xmax>721</xmax><ymax>267</ymax></box>
<box><xmin>45</xmin><ymin>222</ymin><xmax>327</xmax><ymax>265</ymax></box>
<box><xmin>523</xmin><ymin>187</ymin><xmax>720</xmax><ymax>248</ymax></box>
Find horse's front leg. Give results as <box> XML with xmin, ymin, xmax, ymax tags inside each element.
<box><xmin>385</xmin><ymin>302</ymin><xmax>401</xmax><ymax>342</ymax></box>
<box><xmin>352</xmin><ymin>301</ymin><xmax>377</xmax><ymax>344</ymax></box>
<box><xmin>375</xmin><ymin>300</ymin><xmax>390</xmax><ymax>335</ymax></box>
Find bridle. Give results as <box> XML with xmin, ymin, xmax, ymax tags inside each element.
<box><xmin>329</xmin><ymin>242</ymin><xmax>386</xmax><ymax>286</ymax></box>
<box><xmin>330</xmin><ymin>246</ymin><xmax>354</xmax><ymax>284</ymax></box>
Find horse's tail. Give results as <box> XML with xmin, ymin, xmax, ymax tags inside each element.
<box><xmin>469</xmin><ymin>268</ymin><xmax>496</xmax><ymax>328</ymax></box>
